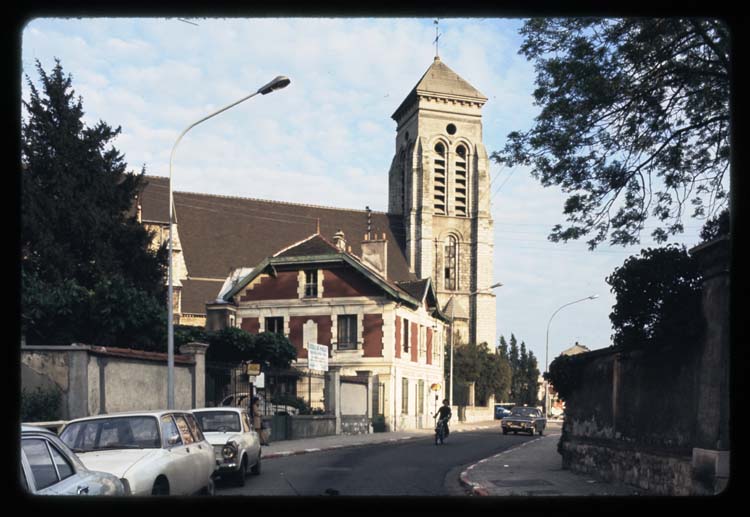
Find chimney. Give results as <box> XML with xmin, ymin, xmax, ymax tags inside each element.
<box><xmin>333</xmin><ymin>229</ymin><xmax>347</xmax><ymax>251</ymax></box>
<box><xmin>361</xmin><ymin>232</ymin><xmax>388</xmax><ymax>279</ymax></box>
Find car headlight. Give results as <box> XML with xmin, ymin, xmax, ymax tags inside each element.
<box><xmin>222</xmin><ymin>443</ymin><xmax>237</xmax><ymax>459</ymax></box>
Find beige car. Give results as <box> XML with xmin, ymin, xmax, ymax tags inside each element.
<box><xmin>191</xmin><ymin>407</ymin><xmax>261</xmax><ymax>487</ymax></box>
<box><xmin>60</xmin><ymin>410</ymin><xmax>216</xmax><ymax>496</ymax></box>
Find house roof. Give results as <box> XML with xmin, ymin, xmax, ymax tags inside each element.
<box><xmin>137</xmin><ymin>176</ymin><xmax>416</xmax><ymax>287</ymax></box>
<box><xmin>392</xmin><ymin>56</ymin><xmax>487</xmax><ymax>121</ymax></box>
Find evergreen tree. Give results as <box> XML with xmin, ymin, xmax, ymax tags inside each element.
<box><xmin>508</xmin><ymin>334</ymin><xmax>520</xmax><ymax>401</ymax></box>
<box><xmin>21</xmin><ymin>59</ymin><xmax>168</xmax><ymax>349</ymax></box>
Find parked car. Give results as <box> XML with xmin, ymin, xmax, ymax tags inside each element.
<box><xmin>21</xmin><ymin>425</ymin><xmax>126</xmax><ymax>496</ymax></box>
<box><xmin>494</xmin><ymin>405</ymin><xmax>512</xmax><ymax>419</ymax></box>
<box><xmin>501</xmin><ymin>406</ymin><xmax>547</xmax><ymax>436</ymax></box>
<box><xmin>191</xmin><ymin>407</ymin><xmax>261</xmax><ymax>487</ymax></box>
<box><xmin>220</xmin><ymin>392</ymin><xmax>299</xmax><ymax>416</ymax></box>
<box><xmin>59</xmin><ymin>410</ymin><xmax>216</xmax><ymax>496</ymax></box>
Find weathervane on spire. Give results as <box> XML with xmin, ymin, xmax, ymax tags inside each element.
<box><xmin>433</xmin><ymin>19</ymin><xmax>441</xmax><ymax>58</ymax></box>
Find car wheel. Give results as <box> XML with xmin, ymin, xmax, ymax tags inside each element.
<box><xmin>151</xmin><ymin>477</ymin><xmax>169</xmax><ymax>496</ymax></box>
<box><xmin>235</xmin><ymin>456</ymin><xmax>247</xmax><ymax>487</ymax></box>
<box><xmin>201</xmin><ymin>477</ymin><xmax>216</xmax><ymax>496</ymax></box>
<box><xmin>250</xmin><ymin>452</ymin><xmax>261</xmax><ymax>476</ymax></box>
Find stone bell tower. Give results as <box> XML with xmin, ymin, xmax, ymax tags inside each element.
<box><xmin>387</xmin><ymin>56</ymin><xmax>496</xmax><ymax>347</ymax></box>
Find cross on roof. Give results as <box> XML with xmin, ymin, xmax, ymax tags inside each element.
<box><xmin>434</xmin><ymin>19</ymin><xmax>441</xmax><ymax>58</ymax></box>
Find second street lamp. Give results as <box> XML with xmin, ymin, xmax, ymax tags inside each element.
<box><xmin>166</xmin><ymin>76</ymin><xmax>291</xmax><ymax>409</ymax></box>
<box><xmin>448</xmin><ymin>282</ymin><xmax>503</xmax><ymax>407</ymax></box>
<box><xmin>543</xmin><ymin>294</ymin><xmax>598</xmax><ymax>417</ymax></box>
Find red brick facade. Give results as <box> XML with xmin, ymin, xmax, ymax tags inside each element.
<box><xmin>288</xmin><ymin>315</ymin><xmax>333</xmax><ymax>359</ymax></box>
<box><xmin>363</xmin><ymin>314</ymin><xmax>384</xmax><ymax>357</ymax></box>
<box><xmin>239</xmin><ymin>271</ymin><xmax>298</xmax><ymax>301</ymax></box>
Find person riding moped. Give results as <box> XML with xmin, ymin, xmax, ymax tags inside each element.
<box><xmin>433</xmin><ymin>399</ymin><xmax>452</xmax><ymax>438</ymax></box>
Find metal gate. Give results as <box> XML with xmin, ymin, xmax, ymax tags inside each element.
<box><xmin>205</xmin><ymin>361</ymin><xmax>253</xmax><ymax>408</ymax></box>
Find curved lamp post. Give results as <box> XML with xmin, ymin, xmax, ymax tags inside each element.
<box><xmin>167</xmin><ymin>76</ymin><xmax>291</xmax><ymax>409</ymax></box>
<box><xmin>543</xmin><ymin>294</ymin><xmax>598</xmax><ymax>417</ymax></box>
<box><xmin>448</xmin><ymin>282</ymin><xmax>503</xmax><ymax>407</ymax></box>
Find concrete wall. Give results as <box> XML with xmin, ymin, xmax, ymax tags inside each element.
<box><xmin>21</xmin><ymin>343</ymin><xmax>208</xmax><ymax>421</ymax></box>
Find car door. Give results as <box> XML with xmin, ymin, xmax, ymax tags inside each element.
<box><xmin>21</xmin><ymin>436</ymin><xmax>85</xmax><ymax>495</ymax></box>
<box><xmin>172</xmin><ymin>413</ymin><xmax>206</xmax><ymax>494</ymax></box>
<box><xmin>160</xmin><ymin>414</ymin><xmax>193</xmax><ymax>495</ymax></box>
<box><xmin>183</xmin><ymin>412</ymin><xmax>216</xmax><ymax>482</ymax></box>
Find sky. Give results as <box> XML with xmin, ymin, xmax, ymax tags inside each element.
<box><xmin>20</xmin><ymin>16</ymin><xmax>713</xmax><ymax>370</ymax></box>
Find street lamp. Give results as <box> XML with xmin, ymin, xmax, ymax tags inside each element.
<box><xmin>543</xmin><ymin>294</ymin><xmax>598</xmax><ymax>417</ymax></box>
<box><xmin>448</xmin><ymin>282</ymin><xmax>503</xmax><ymax>407</ymax></box>
<box><xmin>166</xmin><ymin>76</ymin><xmax>291</xmax><ymax>409</ymax></box>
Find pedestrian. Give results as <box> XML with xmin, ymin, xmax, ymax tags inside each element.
<box><xmin>251</xmin><ymin>396</ymin><xmax>268</xmax><ymax>446</ymax></box>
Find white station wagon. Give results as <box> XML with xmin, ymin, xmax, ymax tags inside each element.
<box><xmin>191</xmin><ymin>407</ymin><xmax>261</xmax><ymax>487</ymax></box>
<box><xmin>60</xmin><ymin>410</ymin><xmax>216</xmax><ymax>496</ymax></box>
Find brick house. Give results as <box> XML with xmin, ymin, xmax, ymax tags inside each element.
<box><xmin>205</xmin><ymin>232</ymin><xmax>449</xmax><ymax>431</ymax></box>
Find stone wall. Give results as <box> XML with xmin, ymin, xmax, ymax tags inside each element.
<box><xmin>558</xmin><ymin>236</ymin><xmax>730</xmax><ymax>495</ymax></box>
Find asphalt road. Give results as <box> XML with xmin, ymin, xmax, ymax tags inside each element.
<box><xmin>215</xmin><ymin>427</ymin><xmax>538</xmax><ymax>496</ymax></box>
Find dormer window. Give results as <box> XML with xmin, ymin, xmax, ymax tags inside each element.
<box><xmin>304</xmin><ymin>270</ymin><xmax>318</xmax><ymax>298</ymax></box>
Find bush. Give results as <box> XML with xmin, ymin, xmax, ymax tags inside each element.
<box><xmin>21</xmin><ymin>386</ymin><xmax>62</xmax><ymax>422</ymax></box>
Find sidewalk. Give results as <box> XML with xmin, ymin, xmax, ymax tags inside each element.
<box><xmin>260</xmin><ymin>419</ymin><xmax>646</xmax><ymax>496</ymax></box>
<box><xmin>260</xmin><ymin>418</ymin><xmax>496</xmax><ymax>459</ymax></box>
<box><xmin>458</xmin><ymin>421</ymin><xmax>647</xmax><ymax>496</ymax></box>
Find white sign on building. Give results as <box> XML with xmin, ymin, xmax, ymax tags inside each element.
<box><xmin>307</xmin><ymin>343</ymin><xmax>329</xmax><ymax>372</ymax></box>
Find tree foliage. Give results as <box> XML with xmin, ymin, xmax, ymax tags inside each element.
<box><xmin>606</xmin><ymin>244</ymin><xmax>704</xmax><ymax>351</ymax></box>
<box><xmin>177</xmin><ymin>326</ymin><xmax>297</xmax><ymax>370</ymax></box>
<box><xmin>451</xmin><ymin>341</ymin><xmax>511</xmax><ymax>405</ymax></box>
<box><xmin>494</xmin><ymin>18</ymin><xmax>730</xmax><ymax>249</ymax></box>
<box><xmin>21</xmin><ymin>59</ymin><xmax>168</xmax><ymax>349</ymax></box>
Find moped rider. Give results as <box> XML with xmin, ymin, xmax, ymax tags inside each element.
<box><xmin>433</xmin><ymin>399</ymin><xmax>452</xmax><ymax>437</ymax></box>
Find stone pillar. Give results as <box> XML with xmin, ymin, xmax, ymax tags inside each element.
<box><xmin>689</xmin><ymin>236</ymin><xmax>730</xmax><ymax>494</ymax></box>
<box><xmin>325</xmin><ymin>366</ymin><xmax>342</xmax><ymax>435</ymax></box>
<box><xmin>180</xmin><ymin>342</ymin><xmax>210</xmax><ymax>409</ymax></box>
<box><xmin>356</xmin><ymin>370</ymin><xmax>374</xmax><ymax>432</ymax></box>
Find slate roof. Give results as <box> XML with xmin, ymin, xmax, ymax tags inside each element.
<box><xmin>392</xmin><ymin>56</ymin><xmax>488</xmax><ymax>121</ymax></box>
<box><xmin>396</xmin><ymin>279</ymin><xmax>431</xmax><ymax>302</ymax></box>
<box><xmin>136</xmin><ymin>176</ymin><xmax>418</xmax><ymax>315</ymax></box>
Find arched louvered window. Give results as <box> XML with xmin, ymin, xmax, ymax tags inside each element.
<box><xmin>433</xmin><ymin>143</ymin><xmax>446</xmax><ymax>214</ymax></box>
<box><xmin>444</xmin><ymin>235</ymin><xmax>458</xmax><ymax>290</ymax></box>
<box><xmin>454</xmin><ymin>145</ymin><xmax>467</xmax><ymax>216</ymax></box>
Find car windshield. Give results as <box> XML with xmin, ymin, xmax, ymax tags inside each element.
<box><xmin>193</xmin><ymin>411</ymin><xmax>242</xmax><ymax>433</ymax></box>
<box><xmin>60</xmin><ymin>416</ymin><xmax>161</xmax><ymax>452</ymax></box>
<box><xmin>510</xmin><ymin>407</ymin><xmax>538</xmax><ymax>417</ymax></box>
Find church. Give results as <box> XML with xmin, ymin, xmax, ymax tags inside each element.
<box><xmin>137</xmin><ymin>56</ymin><xmax>497</xmax><ymax>430</ymax></box>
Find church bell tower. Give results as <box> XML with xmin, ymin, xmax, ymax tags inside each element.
<box><xmin>388</xmin><ymin>56</ymin><xmax>496</xmax><ymax>347</ymax></box>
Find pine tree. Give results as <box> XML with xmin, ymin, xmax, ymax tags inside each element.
<box><xmin>21</xmin><ymin>59</ymin><xmax>168</xmax><ymax>349</ymax></box>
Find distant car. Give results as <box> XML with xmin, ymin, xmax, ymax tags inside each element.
<box><xmin>59</xmin><ymin>410</ymin><xmax>216</xmax><ymax>496</ymax></box>
<box><xmin>191</xmin><ymin>407</ymin><xmax>261</xmax><ymax>487</ymax></box>
<box><xmin>494</xmin><ymin>405</ymin><xmax>512</xmax><ymax>419</ymax></box>
<box><xmin>220</xmin><ymin>392</ymin><xmax>299</xmax><ymax>416</ymax></box>
<box><xmin>21</xmin><ymin>425</ymin><xmax>126</xmax><ymax>496</ymax></box>
<box><xmin>501</xmin><ymin>406</ymin><xmax>547</xmax><ymax>436</ymax></box>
